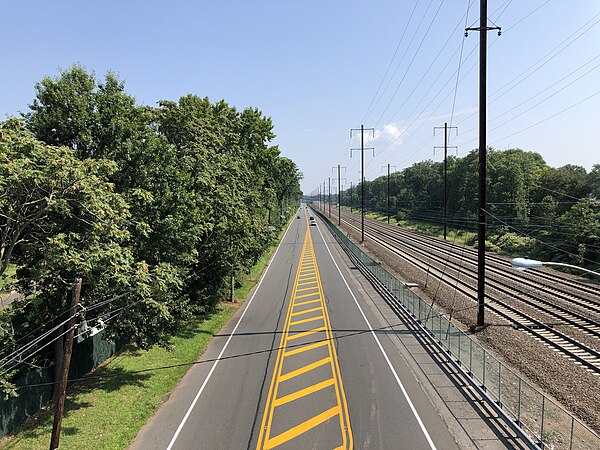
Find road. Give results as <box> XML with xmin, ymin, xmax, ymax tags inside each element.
<box><xmin>131</xmin><ymin>207</ymin><xmax>492</xmax><ymax>449</ymax></box>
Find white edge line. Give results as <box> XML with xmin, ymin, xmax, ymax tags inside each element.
<box><xmin>315</xmin><ymin>217</ymin><xmax>438</xmax><ymax>450</ymax></box>
<box><xmin>166</xmin><ymin>218</ymin><xmax>297</xmax><ymax>450</ymax></box>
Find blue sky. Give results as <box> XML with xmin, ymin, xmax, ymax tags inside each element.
<box><xmin>1</xmin><ymin>1</ymin><xmax>599</xmax><ymax>194</ymax></box>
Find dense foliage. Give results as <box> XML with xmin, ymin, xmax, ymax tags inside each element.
<box><xmin>341</xmin><ymin>149</ymin><xmax>599</xmax><ymax>270</ymax></box>
<box><xmin>0</xmin><ymin>65</ymin><xmax>302</xmax><ymax>387</ymax></box>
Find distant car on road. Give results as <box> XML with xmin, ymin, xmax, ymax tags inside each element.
<box><xmin>309</xmin><ymin>216</ymin><xmax>316</xmax><ymax>226</ymax></box>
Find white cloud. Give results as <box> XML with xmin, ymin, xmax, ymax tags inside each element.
<box><xmin>350</xmin><ymin>122</ymin><xmax>409</xmax><ymax>150</ymax></box>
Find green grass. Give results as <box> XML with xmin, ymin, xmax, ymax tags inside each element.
<box><xmin>0</xmin><ymin>305</ymin><xmax>236</xmax><ymax>450</ymax></box>
<box><xmin>360</xmin><ymin>209</ymin><xmax>477</xmax><ymax>247</ymax></box>
<box><xmin>360</xmin><ymin>208</ymin><xmax>533</xmax><ymax>255</ymax></box>
<box><xmin>0</xmin><ymin>264</ymin><xmax>17</xmax><ymax>292</ymax></box>
<box><xmin>0</xmin><ymin>224</ymin><xmax>290</xmax><ymax>450</ymax></box>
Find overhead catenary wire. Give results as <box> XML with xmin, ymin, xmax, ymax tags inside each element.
<box><xmin>371</xmin><ymin>2</ymin><xmax>587</xmax><ymax>170</ymax></box>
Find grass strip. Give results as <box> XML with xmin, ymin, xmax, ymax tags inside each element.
<box><xmin>0</xmin><ymin>264</ymin><xmax>17</xmax><ymax>293</ymax></box>
<box><xmin>0</xmin><ymin>223</ymin><xmax>290</xmax><ymax>450</ymax></box>
<box><xmin>0</xmin><ymin>305</ymin><xmax>236</xmax><ymax>450</ymax></box>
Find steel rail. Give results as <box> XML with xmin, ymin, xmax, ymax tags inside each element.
<box><xmin>338</xmin><ymin>212</ymin><xmax>600</xmax><ymax>374</ymax></box>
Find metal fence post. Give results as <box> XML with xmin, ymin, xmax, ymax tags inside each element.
<box><xmin>540</xmin><ymin>396</ymin><xmax>546</xmax><ymax>447</ymax></box>
<box><xmin>569</xmin><ymin>417</ymin><xmax>574</xmax><ymax>450</ymax></box>
<box><xmin>517</xmin><ymin>378</ymin><xmax>522</xmax><ymax>425</ymax></box>
<box><xmin>469</xmin><ymin>339</ymin><xmax>473</xmax><ymax>374</ymax></box>
<box><xmin>498</xmin><ymin>364</ymin><xmax>502</xmax><ymax>404</ymax></box>
<box><xmin>483</xmin><ymin>349</ymin><xmax>487</xmax><ymax>388</ymax></box>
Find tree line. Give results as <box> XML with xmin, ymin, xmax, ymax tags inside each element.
<box><xmin>340</xmin><ymin>149</ymin><xmax>599</xmax><ymax>269</ymax></box>
<box><xmin>0</xmin><ymin>65</ymin><xmax>302</xmax><ymax>390</ymax></box>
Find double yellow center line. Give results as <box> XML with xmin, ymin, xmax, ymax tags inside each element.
<box><xmin>256</xmin><ymin>213</ymin><xmax>353</xmax><ymax>449</ymax></box>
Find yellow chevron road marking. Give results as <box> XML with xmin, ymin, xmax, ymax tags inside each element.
<box><xmin>256</xmin><ymin>211</ymin><xmax>353</xmax><ymax>449</ymax></box>
<box><xmin>265</xmin><ymin>406</ymin><xmax>341</xmax><ymax>450</ymax></box>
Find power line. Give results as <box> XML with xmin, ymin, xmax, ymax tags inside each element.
<box><xmin>367</xmin><ymin>0</ymin><xmax>557</xmax><ymax>168</ymax></box>
<box><xmin>377</xmin><ymin>4</ymin><xmax>471</xmax><ymax>136</ymax></box>
<box><xmin>491</xmin><ymin>0</ymin><xmax>512</xmax><ymax>21</ymax></box>
<box><xmin>452</xmin><ymin>8</ymin><xmax>600</xmax><ymax>129</ymax></box>
<box><xmin>488</xmin><ymin>88</ymin><xmax>600</xmax><ymax>146</ymax></box>
<box><xmin>503</xmin><ymin>0</ymin><xmax>551</xmax><ymax>33</ymax></box>
<box><xmin>374</xmin><ymin>0</ymin><xmax>446</xmax><ymax>129</ymax></box>
<box><xmin>487</xmin><ymin>11</ymin><xmax>600</xmax><ymax>106</ymax></box>
<box><xmin>361</xmin><ymin>0</ymin><xmax>421</xmax><ymax>124</ymax></box>
<box><xmin>449</xmin><ymin>0</ymin><xmax>473</xmax><ymax>126</ymax></box>
<box><xmin>458</xmin><ymin>55</ymin><xmax>600</xmax><ymax>141</ymax></box>
<box><xmin>368</xmin><ymin>0</ymin><xmax>438</xmax><ymax>127</ymax></box>
<box><xmin>0</xmin><ymin>293</ymin><xmax>137</xmax><ymax>377</ymax></box>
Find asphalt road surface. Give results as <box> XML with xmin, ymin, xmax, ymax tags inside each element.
<box><xmin>131</xmin><ymin>207</ymin><xmax>473</xmax><ymax>450</ymax></box>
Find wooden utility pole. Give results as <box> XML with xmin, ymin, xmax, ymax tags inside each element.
<box><xmin>466</xmin><ymin>0</ymin><xmax>500</xmax><ymax>328</ymax></box>
<box><xmin>434</xmin><ymin>123</ymin><xmax>458</xmax><ymax>240</ymax></box>
<box><xmin>351</xmin><ymin>125</ymin><xmax>375</xmax><ymax>243</ymax></box>
<box><xmin>50</xmin><ymin>278</ymin><xmax>82</xmax><ymax>450</ymax></box>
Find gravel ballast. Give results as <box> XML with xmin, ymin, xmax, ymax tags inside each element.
<box><xmin>331</xmin><ymin>213</ymin><xmax>600</xmax><ymax>435</ymax></box>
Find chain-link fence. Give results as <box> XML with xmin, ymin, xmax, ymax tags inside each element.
<box><xmin>0</xmin><ymin>330</ymin><xmax>119</xmax><ymax>437</ymax></box>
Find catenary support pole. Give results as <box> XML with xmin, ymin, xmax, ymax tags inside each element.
<box><xmin>351</xmin><ymin>125</ymin><xmax>375</xmax><ymax>243</ymax></box>
<box><xmin>434</xmin><ymin>123</ymin><xmax>457</xmax><ymax>240</ymax></box>
<box><xmin>381</xmin><ymin>163</ymin><xmax>396</xmax><ymax>224</ymax></box>
<box><xmin>332</xmin><ymin>165</ymin><xmax>346</xmax><ymax>226</ymax></box>
<box><xmin>466</xmin><ymin>0</ymin><xmax>500</xmax><ymax>328</ymax></box>
<box><xmin>387</xmin><ymin>163</ymin><xmax>390</xmax><ymax>224</ymax></box>
<box><xmin>328</xmin><ymin>177</ymin><xmax>331</xmax><ymax>218</ymax></box>
<box><xmin>337</xmin><ymin>165</ymin><xmax>341</xmax><ymax>225</ymax></box>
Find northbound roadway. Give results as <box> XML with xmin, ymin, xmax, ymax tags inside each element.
<box><xmin>131</xmin><ymin>207</ymin><xmax>513</xmax><ymax>449</ymax></box>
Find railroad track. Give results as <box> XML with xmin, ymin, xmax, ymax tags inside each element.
<box><xmin>326</xmin><ymin>208</ymin><xmax>600</xmax><ymax>374</ymax></box>
<box><xmin>348</xmin><ymin>214</ymin><xmax>600</xmax><ymax>334</ymax></box>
